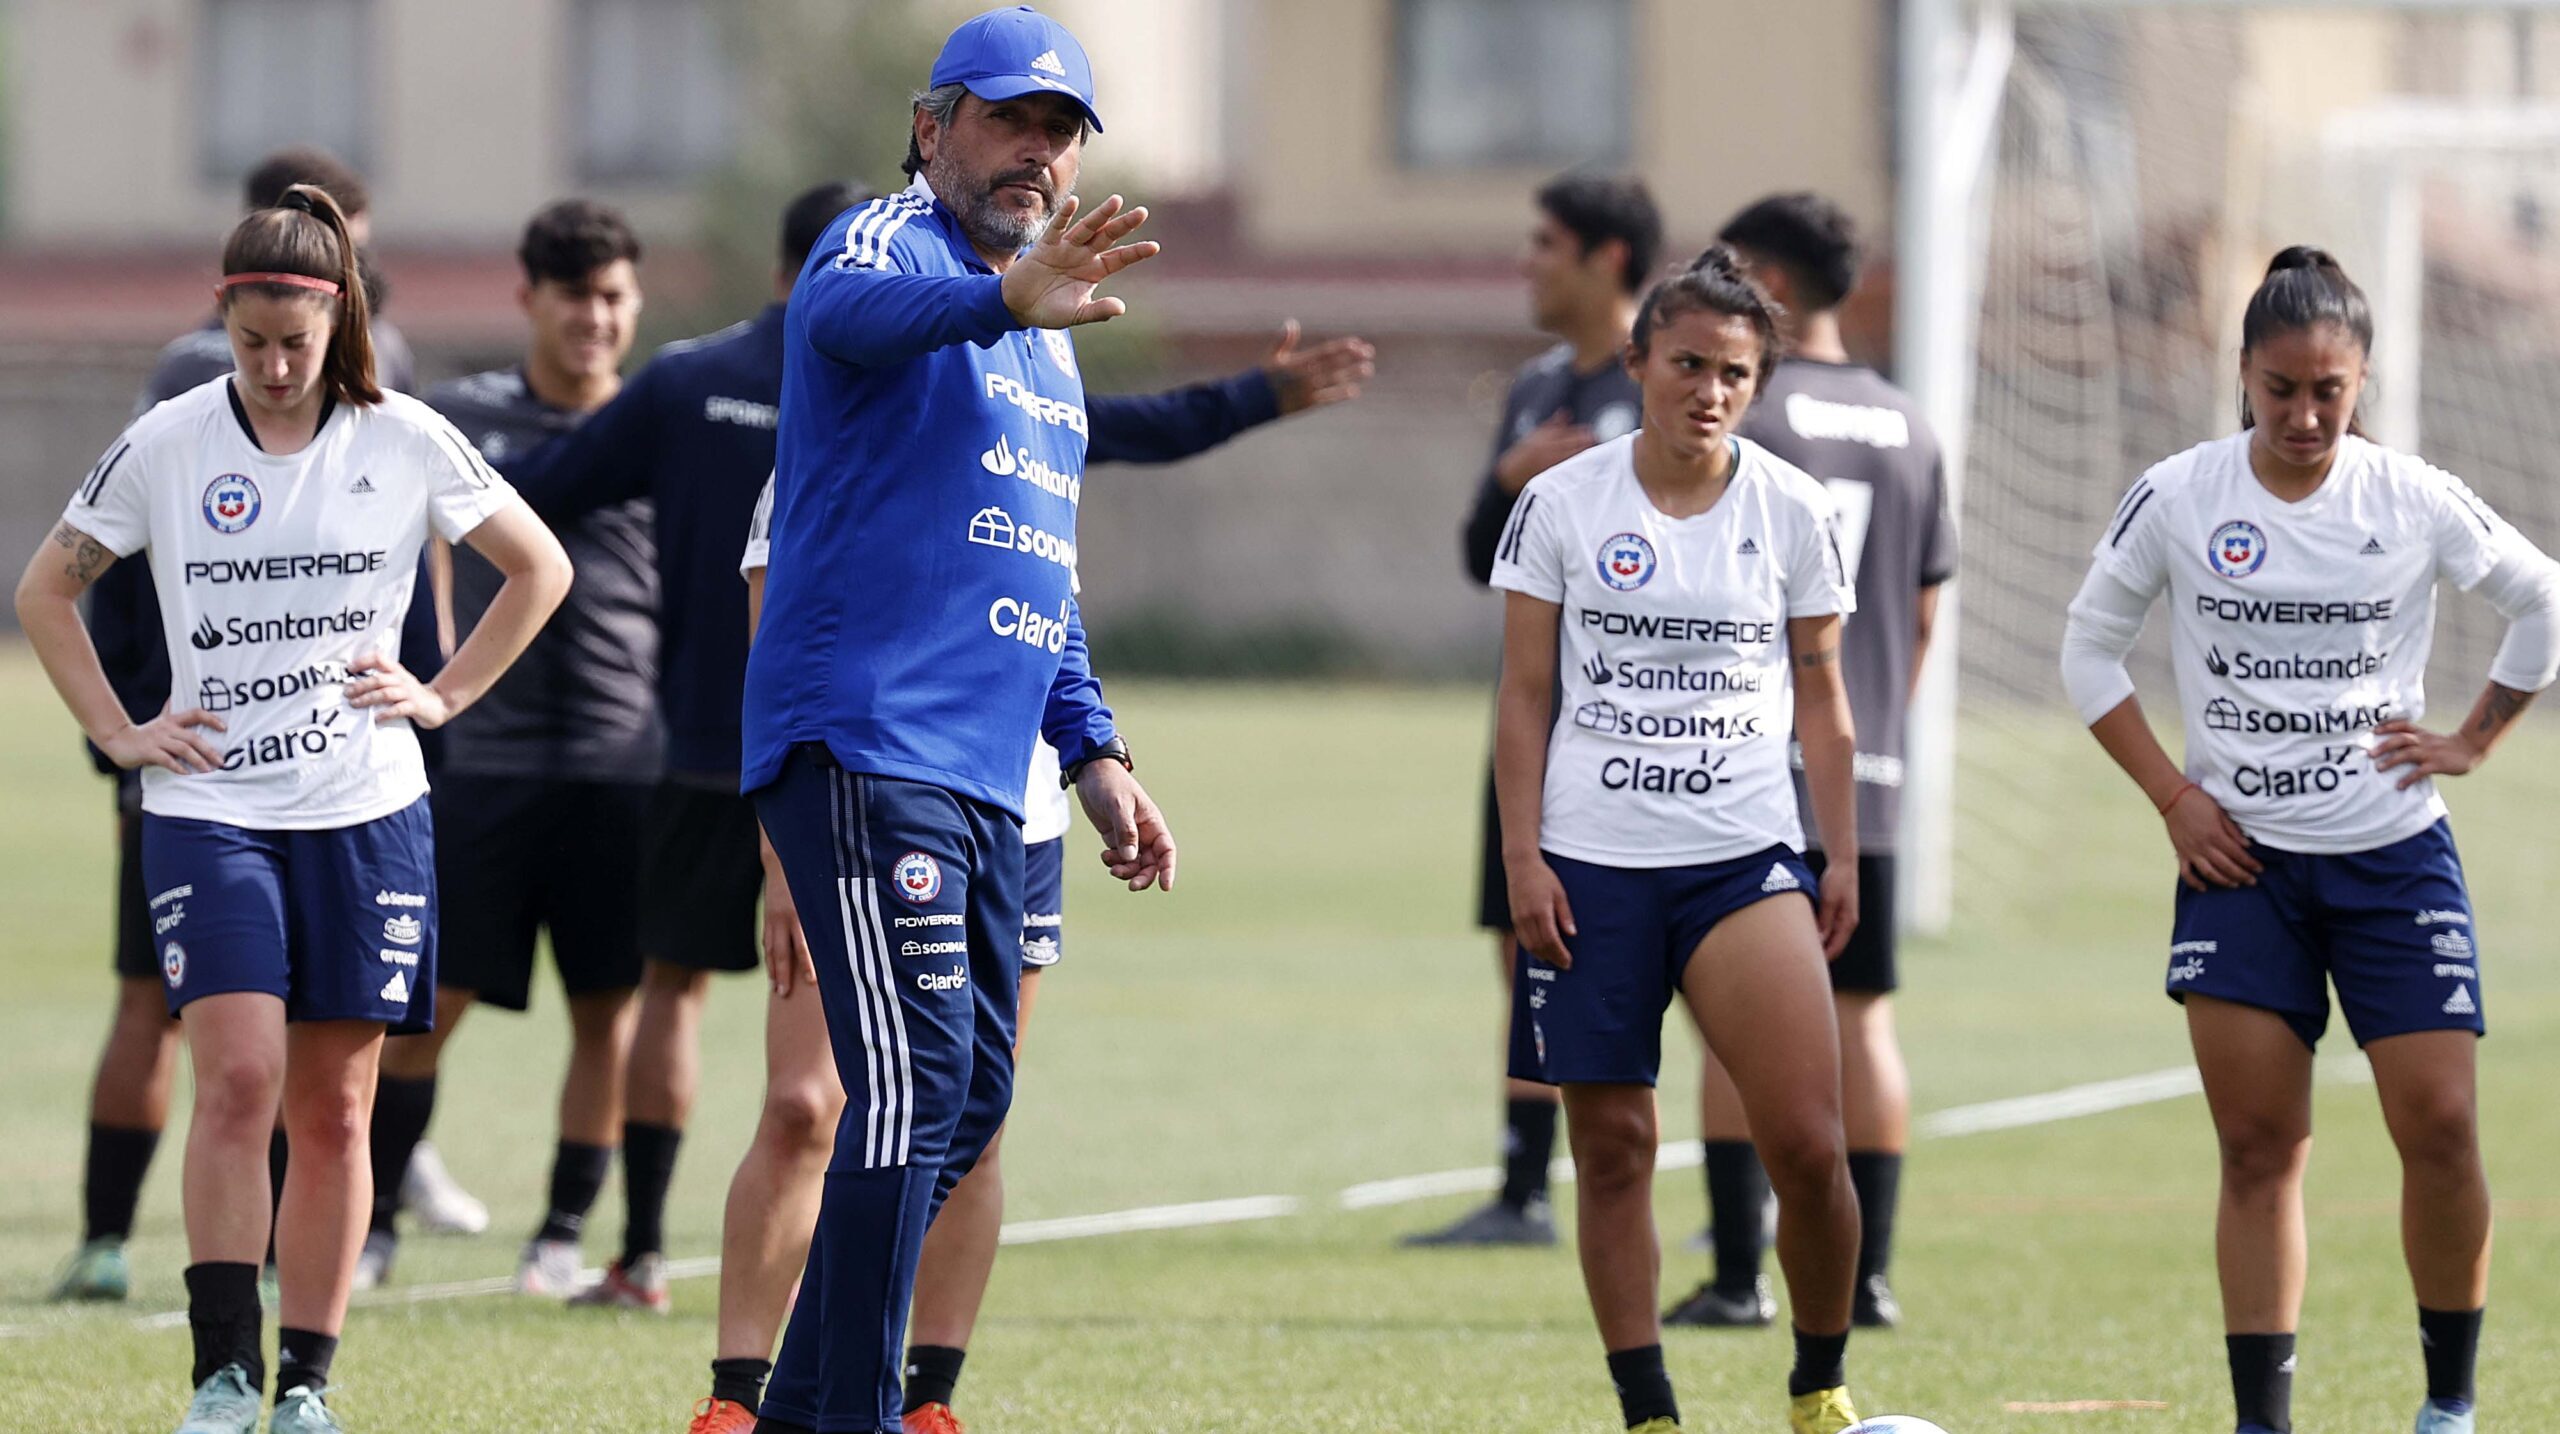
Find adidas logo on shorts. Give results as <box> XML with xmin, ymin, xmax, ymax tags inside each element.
<box><xmin>381</xmin><ymin>970</ymin><xmax>412</xmax><ymax>1005</ymax></box>
<box><xmin>1761</xmin><ymin>863</ymin><xmax>1799</xmax><ymax>894</ymax></box>
<box><xmin>2442</xmin><ymin>983</ymin><xmax>2476</xmax><ymax>1017</ymax></box>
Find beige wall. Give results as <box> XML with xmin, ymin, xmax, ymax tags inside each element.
<box><xmin>1236</xmin><ymin>0</ymin><xmax>1891</xmax><ymax>259</ymax></box>
<box><xmin>10</xmin><ymin>0</ymin><xmax>714</xmax><ymax>247</ymax></box>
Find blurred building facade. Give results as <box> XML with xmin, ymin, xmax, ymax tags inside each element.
<box><xmin>4</xmin><ymin>2</ymin><xmax>2559</xmax><ymax>675</ymax></box>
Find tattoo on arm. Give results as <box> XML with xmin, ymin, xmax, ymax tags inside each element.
<box><xmin>2472</xmin><ymin>684</ymin><xmax>2532</xmax><ymax>741</ymax></box>
<box><xmin>1794</xmin><ymin>645</ymin><xmax>1840</xmax><ymax>670</ymax></box>
<box><xmin>52</xmin><ymin>523</ymin><xmax>111</xmax><ymax>585</ymax></box>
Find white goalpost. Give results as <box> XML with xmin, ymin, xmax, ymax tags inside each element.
<box><xmin>1897</xmin><ymin>0</ymin><xmax>2560</xmax><ymax>935</ymax></box>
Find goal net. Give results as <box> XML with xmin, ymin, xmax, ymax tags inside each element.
<box><xmin>1921</xmin><ymin>2</ymin><xmax>2560</xmax><ymax>929</ymax></box>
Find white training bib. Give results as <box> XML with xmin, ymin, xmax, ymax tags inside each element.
<box><xmin>67</xmin><ymin>378</ymin><xmax>512</xmax><ymax>830</ymax></box>
<box><xmin>1492</xmin><ymin>435</ymin><xmax>1856</xmax><ymax>867</ymax></box>
<box><xmin>2096</xmin><ymin>431</ymin><xmax>2522</xmax><ymax>852</ymax></box>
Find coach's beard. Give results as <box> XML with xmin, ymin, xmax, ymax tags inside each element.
<box><xmin>936</xmin><ymin>157</ymin><xmax>1063</xmax><ymax>255</ymax></box>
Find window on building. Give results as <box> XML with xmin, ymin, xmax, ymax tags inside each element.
<box><xmin>572</xmin><ymin>0</ymin><xmax>734</xmax><ymax>182</ymax></box>
<box><xmin>198</xmin><ymin>0</ymin><xmax>373</xmax><ymax>181</ymax></box>
<box><xmin>1395</xmin><ymin>0</ymin><xmax>1633</xmax><ymax>169</ymax></box>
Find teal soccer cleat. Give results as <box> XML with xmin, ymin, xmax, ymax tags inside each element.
<box><xmin>269</xmin><ymin>1385</ymin><xmax>347</xmax><ymax>1433</ymax></box>
<box><xmin>174</xmin><ymin>1364</ymin><xmax>262</xmax><ymax>1434</ymax></box>
<box><xmin>49</xmin><ymin>1238</ymin><xmax>130</xmax><ymax>1302</ymax></box>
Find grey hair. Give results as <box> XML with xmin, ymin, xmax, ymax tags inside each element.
<box><xmin>903</xmin><ymin>83</ymin><xmax>968</xmax><ymax>178</ymax></box>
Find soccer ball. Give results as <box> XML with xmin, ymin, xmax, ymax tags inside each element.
<box><xmin>1845</xmin><ymin>1420</ymin><xmax>1951</xmax><ymax>1434</ymax></box>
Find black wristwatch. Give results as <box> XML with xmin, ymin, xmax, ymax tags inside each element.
<box><xmin>1060</xmin><ymin>735</ymin><xmax>1133</xmax><ymax>788</ymax></box>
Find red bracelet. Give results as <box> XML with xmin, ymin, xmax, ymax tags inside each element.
<box><xmin>2156</xmin><ymin>781</ymin><xmax>2202</xmax><ymax>815</ymax></box>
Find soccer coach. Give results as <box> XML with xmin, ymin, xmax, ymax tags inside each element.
<box><xmin>742</xmin><ymin>9</ymin><xmax>1173</xmax><ymax>1433</ymax></box>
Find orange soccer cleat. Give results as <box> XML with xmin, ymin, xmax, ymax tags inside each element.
<box><xmin>905</xmin><ymin>1402</ymin><xmax>970</xmax><ymax>1434</ymax></box>
<box><xmin>687</xmin><ymin>1396</ymin><xmax>757</xmax><ymax>1434</ymax></box>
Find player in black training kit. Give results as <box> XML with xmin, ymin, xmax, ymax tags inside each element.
<box><xmin>361</xmin><ymin>201</ymin><xmax>654</xmax><ymax>1297</ymax></box>
<box><xmin>48</xmin><ymin>146</ymin><xmax>480</xmax><ymax>1307</ymax></box>
<box><xmin>1424</xmin><ymin>172</ymin><xmax>1659</xmax><ymax>1248</ymax></box>
<box><xmin>1664</xmin><ymin>195</ymin><xmax>1954</xmax><ymax>1331</ymax></box>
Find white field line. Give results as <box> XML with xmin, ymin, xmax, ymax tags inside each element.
<box><xmin>0</xmin><ymin>1055</ymin><xmax>2372</xmax><ymax>1339</ymax></box>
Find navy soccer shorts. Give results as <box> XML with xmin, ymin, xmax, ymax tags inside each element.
<box><xmin>752</xmin><ymin>745</ymin><xmax>1022</xmax><ymax>1432</ymax></box>
<box><xmin>1020</xmin><ymin>836</ymin><xmax>1065</xmax><ymax>970</ymax></box>
<box><xmin>2168</xmin><ymin>818</ymin><xmax>2484</xmax><ymax>1049</ymax></box>
<box><xmin>140</xmin><ymin>796</ymin><xmax>437</xmax><ymax>1033</ymax></box>
<box><xmin>1509</xmin><ymin>845</ymin><xmax>1820</xmax><ymax>1087</ymax></box>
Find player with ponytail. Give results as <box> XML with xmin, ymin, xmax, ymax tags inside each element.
<box><xmin>2062</xmin><ymin>246</ymin><xmax>2560</xmax><ymax>1434</ymax></box>
<box><xmin>15</xmin><ymin>183</ymin><xmax>574</xmax><ymax>1434</ymax></box>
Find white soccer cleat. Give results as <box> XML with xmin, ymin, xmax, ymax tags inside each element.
<box><xmin>350</xmin><ymin>1231</ymin><xmax>397</xmax><ymax>1292</ymax></box>
<box><xmin>400</xmin><ymin>1140</ymin><xmax>491</xmax><ymax>1235</ymax></box>
<box><xmin>514</xmin><ymin>1237</ymin><xmax>588</xmax><ymax>1296</ymax></box>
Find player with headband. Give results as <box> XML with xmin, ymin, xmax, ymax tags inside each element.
<box><xmin>14</xmin><ymin>185</ymin><xmax>570</xmax><ymax>1434</ymax></box>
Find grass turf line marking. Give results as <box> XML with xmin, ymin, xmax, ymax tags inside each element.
<box><xmin>0</xmin><ymin>1056</ymin><xmax>2373</xmax><ymax>1338</ymax></box>
<box><xmin>2003</xmin><ymin>1400</ymin><xmax>2171</xmax><ymax>1412</ymax></box>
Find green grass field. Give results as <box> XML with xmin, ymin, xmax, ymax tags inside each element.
<box><xmin>2</xmin><ymin>644</ymin><xmax>2555</xmax><ymax>1432</ymax></box>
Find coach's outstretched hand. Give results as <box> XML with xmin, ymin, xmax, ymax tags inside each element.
<box><xmin>1003</xmin><ymin>194</ymin><xmax>1158</xmax><ymax>330</ymax></box>
<box><xmin>1074</xmin><ymin>761</ymin><xmax>1177</xmax><ymax>892</ymax></box>
<box><xmin>1263</xmin><ymin>321</ymin><xmax>1376</xmax><ymax>415</ymax></box>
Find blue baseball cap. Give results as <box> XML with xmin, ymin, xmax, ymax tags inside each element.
<box><xmin>930</xmin><ymin>6</ymin><xmax>1104</xmax><ymax>132</ymax></box>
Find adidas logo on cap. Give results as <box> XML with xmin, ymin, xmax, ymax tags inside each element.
<box><xmin>1030</xmin><ymin>48</ymin><xmax>1067</xmax><ymax>76</ymax></box>
<box><xmin>1761</xmin><ymin>863</ymin><xmax>1800</xmax><ymax>894</ymax></box>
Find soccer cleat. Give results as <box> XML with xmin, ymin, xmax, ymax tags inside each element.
<box><xmin>1663</xmin><ymin>1275</ymin><xmax>1776</xmax><ymax>1328</ymax></box>
<box><xmin>514</xmin><ymin>1237</ymin><xmax>587</xmax><ymax>1297</ymax></box>
<box><xmin>350</xmin><ymin>1231</ymin><xmax>396</xmax><ymax>1292</ymax></box>
<box><xmin>1627</xmin><ymin>1420</ymin><xmax>1682</xmax><ymax>1434</ymax></box>
<box><xmin>1787</xmin><ymin>1385</ymin><xmax>1861</xmax><ymax>1434</ymax></box>
<box><xmin>565</xmin><ymin>1253</ymin><xmax>670</xmax><ymax>1313</ymax></box>
<box><xmin>268</xmin><ymin>1385</ymin><xmax>345</xmax><ymax>1433</ymax></box>
<box><xmin>905</xmin><ymin>1402</ymin><xmax>968</xmax><ymax>1434</ymax></box>
<box><xmin>1399</xmin><ymin>1197</ymin><xmax>1557</xmax><ymax>1247</ymax></box>
<box><xmin>1852</xmin><ymin>1272</ymin><xmax>1901</xmax><ymax>1329</ymax></box>
<box><xmin>2413</xmin><ymin>1399</ymin><xmax>2476</xmax><ymax>1434</ymax></box>
<box><xmin>50</xmin><ymin>1238</ymin><xmax>130</xmax><ymax>1302</ymax></box>
<box><xmin>174</xmin><ymin>1363</ymin><xmax>262</xmax><ymax>1434</ymax></box>
<box><xmin>400</xmin><ymin>1140</ymin><xmax>490</xmax><ymax>1236</ymax></box>
<box><xmin>687</xmin><ymin>1398</ymin><xmax>758</xmax><ymax>1434</ymax></box>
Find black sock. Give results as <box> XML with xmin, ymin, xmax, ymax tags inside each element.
<box><xmin>535</xmin><ymin>1140</ymin><xmax>613</xmax><ymax>1244</ymax></box>
<box><xmin>750</xmin><ymin>1419</ymin><xmax>816</xmax><ymax>1434</ymax></box>
<box><xmin>619</xmin><ymin>1121</ymin><xmax>684</xmax><ymax>1264</ymax></box>
<box><xmin>1500</xmin><ymin>1097</ymin><xmax>1557</xmax><ymax>1210</ymax></box>
<box><xmin>1847</xmin><ymin>1150</ymin><xmax>1901</xmax><ymax>1285</ymax></box>
<box><xmin>368</xmin><ymin>1074</ymin><xmax>438</xmax><ymax>1237</ymax></box>
<box><xmin>184</xmin><ymin>1261</ymin><xmax>264</xmax><ymax>1391</ymax></box>
<box><xmin>1704</xmin><ymin>1140</ymin><xmax>1770</xmax><ymax>1293</ymax></box>
<box><xmin>1788</xmin><ymin>1326</ymin><xmax>1849</xmax><ymax>1398</ymax></box>
<box><xmin>902</xmin><ymin>1344</ymin><xmax>968</xmax><ymax>1413</ymax></box>
<box><xmin>2226</xmin><ymin>1332</ymin><xmax>2296</xmax><ymax>1432</ymax></box>
<box><xmin>2418</xmin><ymin>1306</ymin><xmax>2481</xmax><ymax>1410</ymax></box>
<box><xmin>275</xmin><ymin>1327</ymin><xmax>338</xmax><ymax>1399</ymax></box>
<box><xmin>82</xmin><ymin>1123</ymin><xmax>161</xmax><ymax>1244</ymax></box>
<box><xmin>710</xmin><ymin>1357</ymin><xmax>771</xmax><ymax>1413</ymax></box>
<box><xmin>264</xmin><ymin>1129</ymin><xmax>289</xmax><ymax>1267</ymax></box>
<box><xmin>1603</xmin><ymin>1344</ymin><xmax>1678</xmax><ymax>1429</ymax></box>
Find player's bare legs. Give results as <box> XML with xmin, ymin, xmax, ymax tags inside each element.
<box><xmin>93</xmin><ymin>976</ymin><xmax>183</xmax><ymax>1132</ymax></box>
<box><xmin>1682</xmin><ymin>894</ymin><xmax>1860</xmax><ymax>1406</ymax></box>
<box><xmin>560</xmin><ymin>988</ymin><xmax>637</xmax><ymax>1149</ymax></box>
<box><xmin>1558</xmin><ymin>1081</ymin><xmax>1667</xmax><ymax>1349</ymax></box>
<box><xmin>272</xmin><ymin>1020</ymin><xmax>384</xmax><ymax>1338</ymax></box>
<box><xmin>2365</xmin><ymin>1030</ymin><xmax>2489</xmax><ymax>1307</ymax></box>
<box><xmin>578</xmin><ymin>958</ymin><xmax>713</xmax><ymax>1307</ymax></box>
<box><xmin>180</xmin><ymin>993</ymin><xmax>290</xmax><ymax>1266</ymax></box>
<box><xmin>2187</xmin><ymin>995</ymin><xmax>2314</xmax><ymax>1432</ymax></box>
<box><xmin>57</xmin><ymin>975</ymin><xmax>183</xmax><ymax>1299</ymax></box>
<box><xmin>714</xmin><ymin>971</ymin><xmax>842</xmax><ymax>1365</ymax></box>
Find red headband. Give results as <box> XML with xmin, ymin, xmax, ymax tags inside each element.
<box><xmin>217</xmin><ymin>272</ymin><xmax>342</xmax><ymax>297</ymax></box>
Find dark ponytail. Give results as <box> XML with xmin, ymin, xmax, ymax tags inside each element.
<box><xmin>2239</xmin><ymin>245</ymin><xmax>2369</xmax><ymax>436</ymax></box>
<box><xmin>1631</xmin><ymin>244</ymin><xmax>1786</xmax><ymax>382</ymax></box>
<box><xmin>218</xmin><ymin>183</ymin><xmax>382</xmax><ymax>406</ymax></box>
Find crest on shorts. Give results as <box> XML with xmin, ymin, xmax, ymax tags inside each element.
<box><xmin>2207</xmin><ymin>520</ymin><xmax>2267</xmax><ymax>578</ymax></box>
<box><xmin>202</xmin><ymin>474</ymin><xmax>261</xmax><ymax>534</ymax></box>
<box><xmin>1596</xmin><ymin>532</ymin><xmax>1657</xmax><ymax>591</ymax></box>
<box><xmin>162</xmin><ymin>941</ymin><xmax>186</xmax><ymax>987</ymax></box>
<box><xmin>892</xmin><ymin>851</ymin><xmax>944</xmax><ymax>904</ymax></box>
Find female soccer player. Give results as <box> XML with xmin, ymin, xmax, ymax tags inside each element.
<box><xmin>14</xmin><ymin>186</ymin><xmax>570</xmax><ymax>1434</ymax></box>
<box><xmin>1489</xmin><ymin>247</ymin><xmax>1867</xmax><ymax>1434</ymax></box>
<box><xmin>2061</xmin><ymin>248</ymin><xmax>2560</xmax><ymax>1434</ymax></box>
